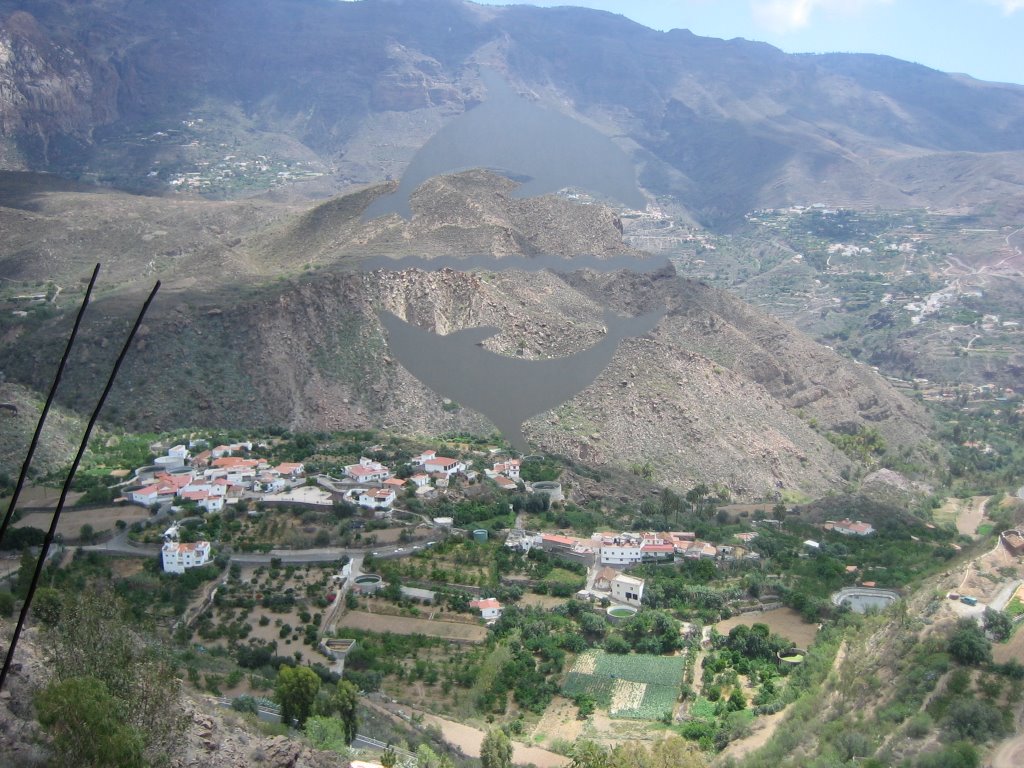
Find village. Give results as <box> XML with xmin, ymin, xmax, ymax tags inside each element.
<box><xmin>6</xmin><ymin>424</ymin><xmax>1024</xmax><ymax>768</ymax></box>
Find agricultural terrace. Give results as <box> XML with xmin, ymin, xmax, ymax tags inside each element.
<box><xmin>562</xmin><ymin>650</ymin><xmax>686</xmax><ymax>720</ymax></box>
<box><xmin>335</xmin><ymin>611</ymin><xmax>488</xmax><ymax>643</ymax></box>
<box><xmin>368</xmin><ymin>539</ymin><xmax>586</xmax><ymax>597</ymax></box>
<box><xmin>191</xmin><ymin>561</ymin><xmax>343</xmax><ymax>652</ymax></box>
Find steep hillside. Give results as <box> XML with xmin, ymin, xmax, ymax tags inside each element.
<box><xmin>0</xmin><ymin>174</ymin><xmax>935</xmax><ymax>498</ymax></box>
<box><xmin>0</xmin><ymin>0</ymin><xmax>1023</xmax><ymax>227</ymax></box>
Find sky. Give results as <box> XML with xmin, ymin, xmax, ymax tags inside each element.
<box><xmin>472</xmin><ymin>0</ymin><xmax>1024</xmax><ymax>85</ymax></box>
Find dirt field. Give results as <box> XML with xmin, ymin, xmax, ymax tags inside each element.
<box><xmin>519</xmin><ymin>593</ymin><xmax>568</xmax><ymax>610</ymax></box>
<box><xmin>934</xmin><ymin>495</ymin><xmax>989</xmax><ymax>537</ymax></box>
<box><xmin>532</xmin><ymin>695</ymin><xmax>584</xmax><ymax>745</ymax></box>
<box><xmin>715</xmin><ymin>607</ymin><xmax>819</xmax><ymax>649</ymax></box>
<box><xmin>992</xmin><ymin>624</ymin><xmax>1024</xmax><ymax>664</ymax></box>
<box><xmin>336</xmin><ymin>610</ymin><xmax>488</xmax><ymax>642</ymax></box>
<box><xmin>13</xmin><ymin>505</ymin><xmax>149</xmax><ymax>537</ymax></box>
<box><xmin>5</xmin><ymin>485</ymin><xmax>84</xmax><ymax>508</ymax></box>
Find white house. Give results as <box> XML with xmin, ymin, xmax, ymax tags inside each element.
<box><xmin>410</xmin><ymin>450</ymin><xmax>437</xmax><ymax>466</ymax></box>
<box><xmin>487</xmin><ymin>459</ymin><xmax>521</xmax><ymax>480</ymax></box>
<box><xmin>423</xmin><ymin>456</ymin><xmax>464</xmax><ymax>476</ymax></box>
<box><xmin>610</xmin><ymin>574</ymin><xmax>645</xmax><ymax>607</ymax></box>
<box><xmin>344</xmin><ymin>457</ymin><xmax>391</xmax><ymax>483</ymax></box>
<box><xmin>826</xmin><ymin>519</ymin><xmax>875</xmax><ymax>536</ymax></box>
<box><xmin>357</xmin><ymin>487</ymin><xmax>396</xmax><ymax>510</ymax></box>
<box><xmin>470</xmin><ymin>597</ymin><xmax>503</xmax><ymax>620</ymax></box>
<box><xmin>161</xmin><ymin>539</ymin><xmax>212</xmax><ymax>573</ymax></box>
<box><xmin>409</xmin><ymin>473</ymin><xmax>431</xmax><ymax>488</ymax></box>
<box><xmin>275</xmin><ymin>462</ymin><xmax>306</xmax><ymax>479</ymax></box>
<box><xmin>179</xmin><ymin>490</ymin><xmax>224</xmax><ymax>513</ymax></box>
<box><xmin>129</xmin><ymin>481</ymin><xmax>178</xmax><ymax>507</ymax></box>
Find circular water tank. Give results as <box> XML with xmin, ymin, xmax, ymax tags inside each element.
<box><xmin>606</xmin><ymin>605</ymin><xmax>638</xmax><ymax>623</ymax></box>
<box><xmin>354</xmin><ymin>574</ymin><xmax>383</xmax><ymax>594</ymax></box>
<box><xmin>531</xmin><ymin>482</ymin><xmax>564</xmax><ymax>502</ymax></box>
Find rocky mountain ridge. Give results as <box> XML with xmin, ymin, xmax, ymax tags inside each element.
<box><xmin>0</xmin><ymin>0</ymin><xmax>1023</xmax><ymax>227</ymax></box>
<box><xmin>0</xmin><ymin>171</ymin><xmax>935</xmax><ymax>499</ymax></box>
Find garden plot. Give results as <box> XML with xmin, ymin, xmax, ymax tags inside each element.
<box><xmin>562</xmin><ymin>650</ymin><xmax>684</xmax><ymax>720</ymax></box>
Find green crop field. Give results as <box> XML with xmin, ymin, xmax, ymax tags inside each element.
<box><xmin>562</xmin><ymin>650</ymin><xmax>684</xmax><ymax>720</ymax></box>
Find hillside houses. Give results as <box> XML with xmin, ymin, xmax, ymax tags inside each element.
<box><xmin>125</xmin><ymin>442</ymin><xmax>306</xmax><ymax>512</ymax></box>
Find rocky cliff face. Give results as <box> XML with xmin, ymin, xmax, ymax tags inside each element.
<box><xmin>0</xmin><ymin>9</ymin><xmax>122</xmax><ymax>167</ymax></box>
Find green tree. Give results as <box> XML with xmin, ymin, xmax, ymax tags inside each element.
<box><xmin>333</xmin><ymin>679</ymin><xmax>359</xmax><ymax>744</ymax></box>
<box><xmin>948</xmin><ymin>618</ymin><xmax>992</xmax><ymax>666</ymax></box>
<box><xmin>79</xmin><ymin>523</ymin><xmax>96</xmax><ymax>544</ymax></box>
<box><xmin>382</xmin><ymin>745</ymin><xmax>398</xmax><ymax>768</ymax></box>
<box><xmin>304</xmin><ymin>716</ymin><xmax>352</xmax><ymax>754</ymax></box>
<box><xmin>35</xmin><ymin>676</ymin><xmax>145</xmax><ymax>768</ymax></box>
<box><xmin>983</xmin><ymin>607</ymin><xmax>1013</xmax><ymax>642</ymax></box>
<box><xmin>0</xmin><ymin>590</ymin><xmax>14</xmax><ymax>617</ymax></box>
<box><xmin>275</xmin><ymin>665</ymin><xmax>321</xmax><ymax>727</ymax></box>
<box><xmin>648</xmin><ymin>736</ymin><xmax>706</xmax><ymax>768</ymax></box>
<box><xmin>727</xmin><ymin>687</ymin><xmax>748</xmax><ymax>711</ymax></box>
<box><xmin>571</xmin><ymin>739</ymin><xmax>609</xmax><ymax>768</ymax></box>
<box><xmin>32</xmin><ymin>586</ymin><xmax>63</xmax><ymax>625</ymax></box>
<box><xmin>480</xmin><ymin>728</ymin><xmax>513</xmax><ymax>768</ymax></box>
<box><xmin>417</xmin><ymin>744</ymin><xmax>442</xmax><ymax>768</ymax></box>
<box><xmin>15</xmin><ymin>547</ymin><xmax>35</xmax><ymax>598</ymax></box>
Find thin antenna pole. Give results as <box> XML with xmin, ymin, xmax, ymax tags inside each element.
<box><xmin>0</xmin><ymin>264</ymin><xmax>100</xmax><ymax>547</ymax></box>
<box><xmin>0</xmin><ymin>280</ymin><xmax>161</xmax><ymax>694</ymax></box>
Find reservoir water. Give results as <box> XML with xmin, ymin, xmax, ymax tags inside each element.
<box><xmin>363</xmin><ymin>69</ymin><xmax>646</xmax><ymax>220</ymax></box>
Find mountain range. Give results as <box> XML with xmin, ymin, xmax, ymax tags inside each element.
<box><xmin>3</xmin><ymin>0</ymin><xmax>1013</xmax><ymax>496</ymax></box>
<box><xmin>2</xmin><ymin>0</ymin><xmax>1024</xmax><ymax>228</ymax></box>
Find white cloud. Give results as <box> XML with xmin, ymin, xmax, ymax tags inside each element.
<box><xmin>752</xmin><ymin>0</ymin><xmax>892</xmax><ymax>32</ymax></box>
<box><xmin>987</xmin><ymin>0</ymin><xmax>1024</xmax><ymax>13</ymax></box>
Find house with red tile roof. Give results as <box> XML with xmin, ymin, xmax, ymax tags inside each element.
<box><xmin>180</xmin><ymin>490</ymin><xmax>224</xmax><ymax>513</ymax></box>
<box><xmin>274</xmin><ymin>462</ymin><xmax>305</xmax><ymax>478</ymax></box>
<box><xmin>494</xmin><ymin>475</ymin><xmax>518</xmax><ymax>491</ymax></box>
<box><xmin>344</xmin><ymin>457</ymin><xmax>391</xmax><ymax>483</ymax></box>
<box><xmin>470</xmin><ymin>597</ymin><xmax>503</xmax><ymax>620</ymax></box>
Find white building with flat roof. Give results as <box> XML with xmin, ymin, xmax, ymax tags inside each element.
<box><xmin>610</xmin><ymin>573</ymin><xmax>645</xmax><ymax>607</ymax></box>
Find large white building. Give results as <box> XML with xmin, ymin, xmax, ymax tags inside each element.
<box><xmin>600</xmin><ymin>544</ymin><xmax>643</xmax><ymax>565</ymax></box>
<box><xmin>161</xmin><ymin>540</ymin><xmax>212</xmax><ymax>574</ymax></box>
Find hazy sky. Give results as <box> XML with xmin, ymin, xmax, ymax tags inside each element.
<box><xmin>472</xmin><ymin>0</ymin><xmax>1024</xmax><ymax>85</ymax></box>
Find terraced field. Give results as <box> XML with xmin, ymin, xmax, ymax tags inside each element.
<box><xmin>561</xmin><ymin>650</ymin><xmax>684</xmax><ymax>720</ymax></box>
